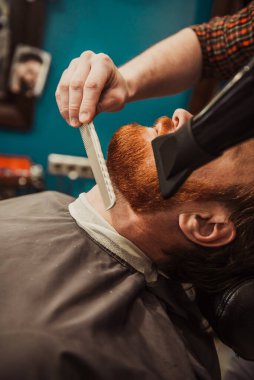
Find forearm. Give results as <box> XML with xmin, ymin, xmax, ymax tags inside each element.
<box><xmin>119</xmin><ymin>28</ymin><xmax>202</xmax><ymax>102</ymax></box>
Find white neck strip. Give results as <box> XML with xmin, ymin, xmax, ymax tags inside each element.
<box><xmin>69</xmin><ymin>193</ymin><xmax>158</xmax><ymax>283</ymax></box>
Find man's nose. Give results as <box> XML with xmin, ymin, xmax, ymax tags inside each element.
<box><xmin>172</xmin><ymin>109</ymin><xmax>193</xmax><ymax>129</ymax></box>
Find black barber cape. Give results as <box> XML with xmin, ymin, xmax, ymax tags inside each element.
<box><xmin>0</xmin><ymin>191</ymin><xmax>221</xmax><ymax>380</ymax></box>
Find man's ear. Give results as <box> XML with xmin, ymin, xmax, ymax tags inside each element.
<box><xmin>178</xmin><ymin>207</ymin><xmax>236</xmax><ymax>248</ymax></box>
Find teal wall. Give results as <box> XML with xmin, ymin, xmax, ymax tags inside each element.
<box><xmin>0</xmin><ymin>0</ymin><xmax>213</xmax><ymax>194</ymax></box>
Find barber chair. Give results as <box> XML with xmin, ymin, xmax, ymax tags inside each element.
<box><xmin>196</xmin><ymin>279</ymin><xmax>254</xmax><ymax>360</ymax></box>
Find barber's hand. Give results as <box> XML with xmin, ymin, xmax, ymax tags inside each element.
<box><xmin>55</xmin><ymin>51</ymin><xmax>128</xmax><ymax>127</ymax></box>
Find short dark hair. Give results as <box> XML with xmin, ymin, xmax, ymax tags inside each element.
<box><xmin>162</xmin><ymin>184</ymin><xmax>254</xmax><ymax>294</ymax></box>
<box><xmin>18</xmin><ymin>52</ymin><xmax>43</xmax><ymax>65</ymax></box>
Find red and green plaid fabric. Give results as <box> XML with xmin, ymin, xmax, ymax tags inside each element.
<box><xmin>192</xmin><ymin>2</ymin><xmax>254</xmax><ymax>79</ymax></box>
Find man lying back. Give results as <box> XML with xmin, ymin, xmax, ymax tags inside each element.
<box><xmin>0</xmin><ymin>109</ymin><xmax>253</xmax><ymax>380</ymax></box>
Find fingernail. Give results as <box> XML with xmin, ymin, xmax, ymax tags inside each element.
<box><xmin>71</xmin><ymin>118</ymin><xmax>80</xmax><ymax>127</ymax></box>
<box><xmin>79</xmin><ymin>112</ymin><xmax>90</xmax><ymax>124</ymax></box>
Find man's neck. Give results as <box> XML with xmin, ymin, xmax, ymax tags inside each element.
<box><xmin>85</xmin><ymin>185</ymin><xmax>182</xmax><ymax>263</ymax></box>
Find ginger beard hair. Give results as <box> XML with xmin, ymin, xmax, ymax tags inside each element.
<box><xmin>106</xmin><ymin>121</ymin><xmax>225</xmax><ymax>212</ymax></box>
<box><xmin>107</xmin><ymin>123</ymin><xmax>164</xmax><ymax>212</ymax></box>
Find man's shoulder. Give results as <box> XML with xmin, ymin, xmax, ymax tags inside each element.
<box><xmin>0</xmin><ymin>190</ymin><xmax>74</xmax><ymax>205</ymax></box>
<box><xmin>0</xmin><ymin>191</ymin><xmax>74</xmax><ymax>217</ymax></box>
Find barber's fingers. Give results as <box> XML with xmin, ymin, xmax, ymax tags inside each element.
<box><xmin>55</xmin><ymin>59</ymin><xmax>79</xmax><ymax>124</ymax></box>
<box><xmin>68</xmin><ymin>52</ymin><xmax>94</xmax><ymax>127</ymax></box>
<box><xmin>79</xmin><ymin>53</ymin><xmax>121</xmax><ymax>124</ymax></box>
<box><xmin>55</xmin><ymin>51</ymin><xmax>128</xmax><ymax>127</ymax></box>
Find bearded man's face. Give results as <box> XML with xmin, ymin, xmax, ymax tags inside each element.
<box><xmin>107</xmin><ymin>114</ymin><xmax>220</xmax><ymax>213</ymax></box>
<box><xmin>107</xmin><ymin>112</ymin><xmax>254</xmax><ymax>213</ymax></box>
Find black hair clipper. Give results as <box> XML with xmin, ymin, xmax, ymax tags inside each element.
<box><xmin>152</xmin><ymin>57</ymin><xmax>254</xmax><ymax>198</ymax></box>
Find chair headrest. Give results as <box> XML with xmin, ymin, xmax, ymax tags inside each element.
<box><xmin>197</xmin><ymin>278</ymin><xmax>254</xmax><ymax>361</ymax></box>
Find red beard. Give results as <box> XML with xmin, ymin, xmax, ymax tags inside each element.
<box><xmin>107</xmin><ymin>117</ymin><xmax>178</xmax><ymax>212</ymax></box>
<box><xmin>107</xmin><ymin>116</ymin><xmax>225</xmax><ymax>213</ymax></box>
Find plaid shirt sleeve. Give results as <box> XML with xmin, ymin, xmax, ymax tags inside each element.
<box><xmin>191</xmin><ymin>2</ymin><xmax>254</xmax><ymax>79</ymax></box>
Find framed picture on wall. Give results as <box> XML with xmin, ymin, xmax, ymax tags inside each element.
<box><xmin>9</xmin><ymin>45</ymin><xmax>51</xmax><ymax>98</ymax></box>
<box><xmin>0</xmin><ymin>0</ymin><xmax>47</xmax><ymax>131</ymax></box>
